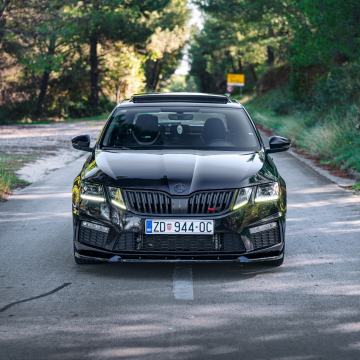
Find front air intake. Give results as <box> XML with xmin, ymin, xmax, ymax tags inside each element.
<box><xmin>122</xmin><ymin>189</ymin><xmax>236</xmax><ymax>215</ymax></box>
<box><xmin>188</xmin><ymin>190</ymin><xmax>235</xmax><ymax>214</ymax></box>
<box><xmin>123</xmin><ymin>190</ymin><xmax>172</xmax><ymax>214</ymax></box>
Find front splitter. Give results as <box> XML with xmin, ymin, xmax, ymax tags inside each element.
<box><xmin>74</xmin><ymin>250</ymin><xmax>284</xmax><ymax>264</ymax></box>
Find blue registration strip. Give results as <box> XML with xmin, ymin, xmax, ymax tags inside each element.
<box><xmin>145</xmin><ymin>220</ymin><xmax>153</xmax><ymax>234</ymax></box>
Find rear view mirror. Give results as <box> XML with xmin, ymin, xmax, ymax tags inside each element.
<box><xmin>267</xmin><ymin>136</ymin><xmax>291</xmax><ymax>153</ymax></box>
<box><xmin>168</xmin><ymin>113</ymin><xmax>194</xmax><ymax>120</ymax></box>
<box><xmin>72</xmin><ymin>134</ymin><xmax>92</xmax><ymax>152</ymax></box>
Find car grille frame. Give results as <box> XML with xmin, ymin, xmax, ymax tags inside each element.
<box><xmin>79</xmin><ymin>226</ymin><xmax>108</xmax><ymax>248</ymax></box>
<box><xmin>112</xmin><ymin>232</ymin><xmax>246</xmax><ymax>253</ymax></box>
<box><xmin>122</xmin><ymin>189</ymin><xmax>236</xmax><ymax>216</ymax></box>
<box><xmin>249</xmin><ymin>227</ymin><xmax>281</xmax><ymax>250</ymax></box>
<box><xmin>123</xmin><ymin>189</ymin><xmax>172</xmax><ymax>215</ymax></box>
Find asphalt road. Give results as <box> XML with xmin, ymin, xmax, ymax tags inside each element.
<box><xmin>0</xmin><ymin>150</ymin><xmax>359</xmax><ymax>360</ymax></box>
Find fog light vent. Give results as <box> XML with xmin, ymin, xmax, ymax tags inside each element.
<box><xmin>82</xmin><ymin>221</ymin><xmax>109</xmax><ymax>233</ymax></box>
<box><xmin>249</xmin><ymin>223</ymin><xmax>280</xmax><ymax>250</ymax></box>
<box><xmin>249</xmin><ymin>222</ymin><xmax>277</xmax><ymax>235</ymax></box>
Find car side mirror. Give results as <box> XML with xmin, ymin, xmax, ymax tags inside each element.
<box><xmin>266</xmin><ymin>136</ymin><xmax>291</xmax><ymax>153</ymax></box>
<box><xmin>72</xmin><ymin>135</ymin><xmax>93</xmax><ymax>152</ymax></box>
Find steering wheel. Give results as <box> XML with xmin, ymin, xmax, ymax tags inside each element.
<box><xmin>131</xmin><ymin>128</ymin><xmax>161</xmax><ymax>146</ymax></box>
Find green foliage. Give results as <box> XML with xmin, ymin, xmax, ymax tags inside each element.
<box><xmin>163</xmin><ymin>74</ymin><xmax>198</xmax><ymax>92</ymax></box>
<box><xmin>310</xmin><ymin>63</ymin><xmax>360</xmax><ymax>111</ymax></box>
<box><xmin>144</xmin><ymin>0</ymin><xmax>190</xmax><ymax>91</ymax></box>
<box><xmin>353</xmin><ymin>182</ymin><xmax>360</xmax><ymax>192</ymax></box>
<box><xmin>0</xmin><ymin>153</ymin><xmax>31</xmax><ymax>199</ymax></box>
<box><xmin>190</xmin><ymin>1</ymin><xmax>360</xmax><ymax>175</ymax></box>
<box><xmin>290</xmin><ymin>0</ymin><xmax>360</xmax><ymax>67</ymax></box>
<box><xmin>0</xmin><ymin>0</ymin><xmax>186</xmax><ymax>121</ymax></box>
<box><xmin>247</xmin><ymin>89</ymin><xmax>360</xmax><ymax>173</ymax></box>
<box><xmin>190</xmin><ymin>0</ymin><xmax>292</xmax><ymax>93</ymax></box>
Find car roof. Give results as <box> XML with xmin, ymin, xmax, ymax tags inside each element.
<box><xmin>117</xmin><ymin>92</ymin><xmax>244</xmax><ymax>108</ymax></box>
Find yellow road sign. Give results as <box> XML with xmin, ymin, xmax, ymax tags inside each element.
<box><xmin>227</xmin><ymin>73</ymin><xmax>245</xmax><ymax>87</ymax></box>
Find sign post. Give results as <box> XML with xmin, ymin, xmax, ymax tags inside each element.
<box><xmin>226</xmin><ymin>73</ymin><xmax>245</xmax><ymax>96</ymax></box>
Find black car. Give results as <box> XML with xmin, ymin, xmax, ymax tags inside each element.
<box><xmin>71</xmin><ymin>93</ymin><xmax>290</xmax><ymax>266</ymax></box>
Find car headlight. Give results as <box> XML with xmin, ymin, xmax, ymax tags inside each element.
<box><xmin>233</xmin><ymin>187</ymin><xmax>252</xmax><ymax>210</ymax></box>
<box><xmin>255</xmin><ymin>182</ymin><xmax>279</xmax><ymax>202</ymax></box>
<box><xmin>80</xmin><ymin>181</ymin><xmax>109</xmax><ymax>219</ymax></box>
<box><xmin>108</xmin><ymin>187</ymin><xmax>127</xmax><ymax>210</ymax></box>
<box><xmin>80</xmin><ymin>182</ymin><xmax>105</xmax><ymax>202</ymax></box>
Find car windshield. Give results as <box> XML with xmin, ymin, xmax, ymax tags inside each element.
<box><xmin>101</xmin><ymin>106</ymin><xmax>260</xmax><ymax>151</ymax></box>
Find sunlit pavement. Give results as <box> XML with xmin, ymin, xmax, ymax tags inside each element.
<box><xmin>0</xmin><ymin>150</ymin><xmax>359</xmax><ymax>360</ymax></box>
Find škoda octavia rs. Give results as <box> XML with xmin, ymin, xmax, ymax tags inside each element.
<box><xmin>71</xmin><ymin>93</ymin><xmax>290</xmax><ymax>266</ymax></box>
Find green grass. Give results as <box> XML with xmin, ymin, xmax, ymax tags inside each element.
<box><xmin>0</xmin><ymin>154</ymin><xmax>33</xmax><ymax>200</ymax></box>
<box><xmin>353</xmin><ymin>182</ymin><xmax>360</xmax><ymax>192</ymax></box>
<box><xmin>245</xmin><ymin>89</ymin><xmax>360</xmax><ymax>174</ymax></box>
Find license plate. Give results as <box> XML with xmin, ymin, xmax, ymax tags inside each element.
<box><xmin>145</xmin><ymin>219</ymin><xmax>214</xmax><ymax>235</ymax></box>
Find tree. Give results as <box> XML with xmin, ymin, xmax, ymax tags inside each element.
<box><xmin>144</xmin><ymin>0</ymin><xmax>190</xmax><ymax>91</ymax></box>
<box><xmin>66</xmin><ymin>0</ymin><xmax>171</xmax><ymax>112</ymax></box>
<box><xmin>0</xmin><ymin>1</ymin><xmax>196</xmax><ymax>120</ymax></box>
<box><xmin>0</xmin><ymin>0</ymin><xmax>71</xmax><ymax>115</ymax></box>
<box><xmin>0</xmin><ymin>0</ymin><xmax>11</xmax><ymax>45</ymax></box>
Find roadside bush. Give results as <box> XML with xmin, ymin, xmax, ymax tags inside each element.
<box><xmin>0</xmin><ymin>101</ymin><xmax>35</xmax><ymax>123</ymax></box>
<box><xmin>310</xmin><ymin>62</ymin><xmax>360</xmax><ymax>112</ymax></box>
<box><xmin>301</xmin><ymin>107</ymin><xmax>360</xmax><ymax>171</ymax></box>
<box><xmin>247</xmin><ymin>87</ymin><xmax>360</xmax><ymax>173</ymax></box>
<box><xmin>273</xmin><ymin>99</ymin><xmax>298</xmax><ymax>115</ymax></box>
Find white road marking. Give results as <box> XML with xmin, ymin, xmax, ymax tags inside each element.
<box><xmin>172</xmin><ymin>266</ymin><xmax>194</xmax><ymax>300</ymax></box>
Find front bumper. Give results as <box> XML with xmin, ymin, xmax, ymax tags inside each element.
<box><xmin>74</xmin><ymin>249</ymin><xmax>284</xmax><ymax>264</ymax></box>
<box><xmin>73</xmin><ymin>207</ymin><xmax>286</xmax><ymax>263</ymax></box>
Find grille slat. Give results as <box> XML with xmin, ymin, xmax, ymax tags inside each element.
<box><xmin>213</xmin><ymin>192</ymin><xmax>220</xmax><ymax>208</ymax></box>
<box><xmin>122</xmin><ymin>189</ymin><xmax>235</xmax><ymax>215</ymax></box>
<box><xmin>129</xmin><ymin>192</ymin><xmax>135</xmax><ymax>209</ymax></box>
<box><xmin>134</xmin><ymin>192</ymin><xmax>141</xmax><ymax>212</ymax></box>
<box><xmin>219</xmin><ymin>192</ymin><xmax>225</xmax><ymax>211</ymax></box>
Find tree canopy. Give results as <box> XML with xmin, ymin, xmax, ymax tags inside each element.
<box><xmin>1</xmin><ymin>1</ymin><xmax>360</xmax><ymax>120</ymax></box>
<box><xmin>0</xmin><ymin>0</ymin><xmax>190</xmax><ymax>119</ymax></box>
<box><xmin>190</xmin><ymin>0</ymin><xmax>360</xmax><ymax>97</ymax></box>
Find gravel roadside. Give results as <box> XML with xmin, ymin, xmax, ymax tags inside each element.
<box><xmin>0</xmin><ymin>121</ymin><xmax>105</xmax><ymax>198</ymax></box>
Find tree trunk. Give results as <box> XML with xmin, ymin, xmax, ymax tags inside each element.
<box><xmin>248</xmin><ymin>63</ymin><xmax>258</xmax><ymax>83</ymax></box>
<box><xmin>237</xmin><ymin>58</ymin><xmax>243</xmax><ymax>73</ymax></box>
<box><xmin>267</xmin><ymin>46</ymin><xmax>275</xmax><ymax>66</ymax></box>
<box><xmin>89</xmin><ymin>31</ymin><xmax>99</xmax><ymax>111</ymax></box>
<box><xmin>0</xmin><ymin>0</ymin><xmax>10</xmax><ymax>44</ymax></box>
<box><xmin>35</xmin><ymin>35</ymin><xmax>56</xmax><ymax>116</ymax></box>
<box><xmin>0</xmin><ymin>1</ymin><xmax>10</xmax><ymax>20</ymax></box>
<box><xmin>153</xmin><ymin>60</ymin><xmax>162</xmax><ymax>91</ymax></box>
<box><xmin>145</xmin><ymin>59</ymin><xmax>162</xmax><ymax>92</ymax></box>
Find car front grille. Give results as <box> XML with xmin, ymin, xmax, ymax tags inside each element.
<box><xmin>113</xmin><ymin>232</ymin><xmax>246</xmax><ymax>253</ymax></box>
<box><xmin>122</xmin><ymin>189</ymin><xmax>235</xmax><ymax>215</ymax></box>
<box><xmin>250</xmin><ymin>227</ymin><xmax>281</xmax><ymax>250</ymax></box>
<box><xmin>188</xmin><ymin>190</ymin><xmax>234</xmax><ymax>214</ymax></box>
<box><xmin>141</xmin><ymin>235</ymin><xmax>215</xmax><ymax>252</ymax></box>
<box><xmin>123</xmin><ymin>190</ymin><xmax>172</xmax><ymax>214</ymax></box>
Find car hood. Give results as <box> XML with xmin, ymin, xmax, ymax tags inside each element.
<box><xmin>85</xmin><ymin>150</ymin><xmax>275</xmax><ymax>195</ymax></box>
